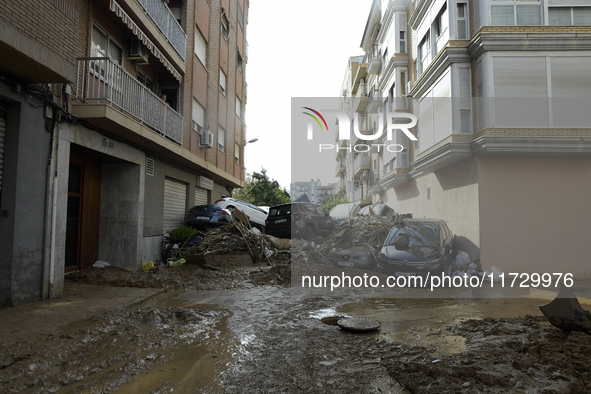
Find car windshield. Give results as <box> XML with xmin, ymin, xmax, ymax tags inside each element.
<box><xmin>330</xmin><ymin>204</ymin><xmax>357</xmax><ymax>217</ymax></box>
<box><xmin>269</xmin><ymin>205</ymin><xmax>290</xmax><ymax>216</ymax></box>
<box><xmin>385</xmin><ymin>223</ymin><xmax>438</xmax><ymax>247</ymax></box>
<box><xmin>231</xmin><ymin>198</ymin><xmax>267</xmax><ymax>213</ymax></box>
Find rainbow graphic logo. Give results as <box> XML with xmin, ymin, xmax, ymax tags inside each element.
<box><xmin>302</xmin><ymin>107</ymin><xmax>329</xmax><ymax>137</ymax></box>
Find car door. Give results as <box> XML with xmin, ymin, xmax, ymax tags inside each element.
<box><xmin>314</xmin><ymin>205</ymin><xmax>334</xmax><ymax>235</ymax></box>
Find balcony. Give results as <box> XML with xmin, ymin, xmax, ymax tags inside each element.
<box><xmin>352</xmin><ymin>83</ymin><xmax>369</xmax><ymax>113</ymax></box>
<box><xmin>353</xmin><ymin>153</ymin><xmax>370</xmax><ymax>178</ymax></box>
<box><xmin>367</xmin><ymin>44</ymin><xmax>381</xmax><ymax>75</ymax></box>
<box><xmin>354</xmin><ymin>186</ymin><xmax>371</xmax><ymax>205</ymax></box>
<box><xmin>73</xmin><ymin>57</ymin><xmax>183</xmax><ymax>145</ymax></box>
<box><xmin>335</xmin><ymin>160</ymin><xmax>345</xmax><ymax>177</ymax></box>
<box><xmin>367</xmin><ymin>87</ymin><xmax>382</xmax><ymax>113</ymax></box>
<box><xmin>135</xmin><ymin>0</ymin><xmax>186</xmax><ymax>60</ymax></box>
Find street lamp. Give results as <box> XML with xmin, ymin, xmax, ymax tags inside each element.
<box><xmin>244</xmin><ymin>138</ymin><xmax>258</xmax><ymax>145</ymax></box>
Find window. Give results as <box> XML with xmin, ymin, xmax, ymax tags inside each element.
<box><xmin>418</xmin><ymin>31</ymin><xmax>430</xmax><ymax>75</ymax></box>
<box><xmin>195</xmin><ymin>28</ymin><xmax>207</xmax><ymax>66</ymax></box>
<box><xmin>235</xmin><ymin>142</ymin><xmax>240</xmax><ymax>164</ymax></box>
<box><xmin>137</xmin><ymin>69</ymin><xmax>153</xmax><ymax>91</ymax></box>
<box><xmin>432</xmin><ymin>3</ymin><xmax>448</xmax><ymax>56</ymax></box>
<box><xmin>236</xmin><ymin>96</ymin><xmax>242</xmax><ymax>117</ymax></box>
<box><xmin>192</xmin><ymin>98</ymin><xmax>205</xmax><ymax>132</ymax></box>
<box><xmin>456</xmin><ymin>2</ymin><xmax>468</xmax><ymax>39</ymax></box>
<box><xmin>238</xmin><ymin>2</ymin><xmax>244</xmax><ymax>30</ymax></box>
<box><xmin>237</xmin><ymin>48</ymin><xmax>243</xmax><ymax>72</ymax></box>
<box><xmin>219</xmin><ymin>69</ymin><xmax>226</xmax><ymax>94</ymax></box>
<box><xmin>491</xmin><ymin>1</ymin><xmax>542</xmax><ymax>26</ymax></box>
<box><xmin>549</xmin><ymin>7</ymin><xmax>591</xmax><ymax>26</ymax></box>
<box><xmin>218</xmin><ymin>127</ymin><xmax>225</xmax><ymax>152</ymax></box>
<box><xmin>221</xmin><ymin>11</ymin><xmax>229</xmax><ymax>40</ymax></box>
<box><xmin>399</xmin><ymin>31</ymin><xmax>406</xmax><ymax>53</ymax></box>
<box><xmin>91</xmin><ymin>24</ymin><xmax>123</xmax><ymax>64</ymax></box>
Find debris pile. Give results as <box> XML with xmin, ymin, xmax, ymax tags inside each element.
<box><xmin>162</xmin><ymin>210</ymin><xmax>290</xmax><ymax>269</ymax></box>
<box><xmin>293</xmin><ymin>213</ymin><xmax>411</xmax><ymax>267</ymax></box>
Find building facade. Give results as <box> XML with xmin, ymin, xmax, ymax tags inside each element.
<box><xmin>290</xmin><ymin>179</ymin><xmax>337</xmax><ymax>205</ymax></box>
<box><xmin>338</xmin><ymin>0</ymin><xmax>591</xmax><ymax>275</ymax></box>
<box><xmin>0</xmin><ymin>0</ymin><xmax>249</xmax><ymax>305</ymax></box>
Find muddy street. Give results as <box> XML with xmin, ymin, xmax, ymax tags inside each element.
<box><xmin>1</xmin><ymin>263</ymin><xmax>591</xmax><ymax>393</ymax></box>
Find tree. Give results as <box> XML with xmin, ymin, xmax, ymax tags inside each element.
<box><xmin>233</xmin><ymin>168</ymin><xmax>291</xmax><ymax>206</ymax></box>
<box><xmin>321</xmin><ymin>195</ymin><xmax>349</xmax><ymax>212</ymax></box>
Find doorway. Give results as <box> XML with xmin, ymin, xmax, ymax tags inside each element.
<box><xmin>65</xmin><ymin>147</ymin><xmax>102</xmax><ymax>272</ymax></box>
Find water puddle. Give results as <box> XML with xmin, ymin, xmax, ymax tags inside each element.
<box><xmin>334</xmin><ymin>297</ymin><xmax>548</xmax><ymax>357</ymax></box>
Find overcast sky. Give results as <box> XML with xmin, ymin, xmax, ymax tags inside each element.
<box><xmin>243</xmin><ymin>0</ymin><xmax>372</xmax><ymax>191</ymax></box>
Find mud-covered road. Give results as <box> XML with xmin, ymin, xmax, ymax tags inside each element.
<box><xmin>2</xmin><ymin>262</ymin><xmax>591</xmax><ymax>393</ymax></box>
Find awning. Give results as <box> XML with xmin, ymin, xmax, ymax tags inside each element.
<box><xmin>109</xmin><ymin>0</ymin><xmax>182</xmax><ymax>82</ymax></box>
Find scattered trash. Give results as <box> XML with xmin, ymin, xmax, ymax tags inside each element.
<box><xmin>454</xmin><ymin>251</ymin><xmax>470</xmax><ymax>267</ymax></box>
<box><xmin>92</xmin><ymin>261</ymin><xmax>110</xmax><ymax>269</ymax></box>
<box><xmin>142</xmin><ymin>261</ymin><xmax>155</xmax><ymax>272</ymax></box>
<box><xmin>482</xmin><ymin>266</ymin><xmax>503</xmax><ymax>282</ymax></box>
<box><xmin>540</xmin><ymin>286</ymin><xmax>591</xmax><ymax>334</ymax></box>
<box><xmin>169</xmin><ymin>258</ymin><xmax>186</xmax><ymax>268</ymax></box>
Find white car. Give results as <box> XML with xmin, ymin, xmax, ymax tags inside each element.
<box><xmin>213</xmin><ymin>197</ymin><xmax>268</xmax><ymax>229</ymax></box>
<box><xmin>329</xmin><ymin>203</ymin><xmax>361</xmax><ymax>222</ymax></box>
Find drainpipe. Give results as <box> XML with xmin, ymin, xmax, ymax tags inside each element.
<box><xmin>41</xmin><ymin>114</ymin><xmax>59</xmax><ymax>300</ymax></box>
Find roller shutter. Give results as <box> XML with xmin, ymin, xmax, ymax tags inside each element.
<box><xmin>194</xmin><ymin>186</ymin><xmax>208</xmax><ymax>206</ymax></box>
<box><xmin>163</xmin><ymin>178</ymin><xmax>187</xmax><ymax>232</ymax></box>
<box><xmin>0</xmin><ymin>102</ymin><xmax>5</xmax><ymax>195</ymax></box>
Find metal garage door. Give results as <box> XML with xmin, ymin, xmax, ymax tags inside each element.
<box><xmin>0</xmin><ymin>102</ymin><xmax>5</xmax><ymax>196</ymax></box>
<box><xmin>194</xmin><ymin>186</ymin><xmax>208</xmax><ymax>206</ymax></box>
<box><xmin>163</xmin><ymin>178</ymin><xmax>187</xmax><ymax>233</ymax></box>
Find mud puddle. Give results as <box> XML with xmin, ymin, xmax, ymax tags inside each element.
<box><xmin>333</xmin><ymin>297</ymin><xmax>550</xmax><ymax>358</ymax></box>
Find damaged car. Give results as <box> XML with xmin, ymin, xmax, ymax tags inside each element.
<box><xmin>327</xmin><ymin>247</ymin><xmax>376</xmax><ymax>270</ymax></box>
<box><xmin>377</xmin><ymin>218</ymin><xmax>455</xmax><ymax>276</ymax></box>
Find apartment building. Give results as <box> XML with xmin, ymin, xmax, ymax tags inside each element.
<box><xmin>0</xmin><ymin>0</ymin><xmax>249</xmax><ymax>305</ymax></box>
<box><xmin>338</xmin><ymin>0</ymin><xmax>591</xmax><ymax>275</ymax></box>
<box><xmin>290</xmin><ymin>180</ymin><xmax>337</xmax><ymax>205</ymax></box>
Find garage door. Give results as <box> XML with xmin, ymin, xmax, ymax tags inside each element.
<box><xmin>163</xmin><ymin>178</ymin><xmax>187</xmax><ymax>233</ymax></box>
<box><xmin>194</xmin><ymin>186</ymin><xmax>208</xmax><ymax>206</ymax></box>
<box><xmin>0</xmin><ymin>102</ymin><xmax>5</xmax><ymax>195</ymax></box>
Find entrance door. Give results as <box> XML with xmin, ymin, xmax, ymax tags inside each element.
<box><xmin>65</xmin><ymin>151</ymin><xmax>101</xmax><ymax>272</ymax></box>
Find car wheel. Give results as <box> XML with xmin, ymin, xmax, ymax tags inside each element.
<box><xmin>225</xmin><ymin>205</ymin><xmax>235</xmax><ymax>213</ymax></box>
<box><xmin>305</xmin><ymin>226</ymin><xmax>316</xmax><ymax>241</ymax></box>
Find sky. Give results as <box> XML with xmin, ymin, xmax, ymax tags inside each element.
<box><xmin>243</xmin><ymin>0</ymin><xmax>373</xmax><ymax>191</ymax></box>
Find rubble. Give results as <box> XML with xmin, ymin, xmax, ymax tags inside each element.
<box><xmin>292</xmin><ymin>213</ymin><xmax>411</xmax><ymax>268</ymax></box>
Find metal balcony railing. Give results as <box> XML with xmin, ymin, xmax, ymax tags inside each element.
<box><xmin>75</xmin><ymin>57</ymin><xmax>183</xmax><ymax>145</ymax></box>
<box><xmin>136</xmin><ymin>0</ymin><xmax>186</xmax><ymax>60</ymax></box>
<box><xmin>335</xmin><ymin>160</ymin><xmax>345</xmax><ymax>174</ymax></box>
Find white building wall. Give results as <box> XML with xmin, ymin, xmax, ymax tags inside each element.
<box><xmin>383</xmin><ymin>157</ymin><xmax>481</xmax><ymax>259</ymax></box>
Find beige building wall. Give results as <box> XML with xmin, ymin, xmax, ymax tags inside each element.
<box><xmin>478</xmin><ymin>155</ymin><xmax>591</xmax><ymax>277</ymax></box>
<box><xmin>383</xmin><ymin>157</ymin><xmax>481</xmax><ymax>259</ymax></box>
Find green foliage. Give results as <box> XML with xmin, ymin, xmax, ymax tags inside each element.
<box><xmin>165</xmin><ymin>225</ymin><xmax>200</xmax><ymax>244</ymax></box>
<box><xmin>233</xmin><ymin>168</ymin><xmax>291</xmax><ymax>206</ymax></box>
<box><xmin>321</xmin><ymin>195</ymin><xmax>349</xmax><ymax>212</ymax></box>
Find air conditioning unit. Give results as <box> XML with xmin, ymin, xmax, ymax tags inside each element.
<box><xmin>129</xmin><ymin>38</ymin><xmax>149</xmax><ymax>64</ymax></box>
<box><xmin>198</xmin><ymin>128</ymin><xmax>214</xmax><ymax>149</ymax></box>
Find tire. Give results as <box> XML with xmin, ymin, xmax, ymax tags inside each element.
<box><xmin>225</xmin><ymin>205</ymin><xmax>235</xmax><ymax>213</ymax></box>
<box><xmin>305</xmin><ymin>226</ymin><xmax>316</xmax><ymax>241</ymax></box>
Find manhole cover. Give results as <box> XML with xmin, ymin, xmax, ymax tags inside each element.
<box><xmin>337</xmin><ymin>317</ymin><xmax>381</xmax><ymax>332</ymax></box>
<box><xmin>321</xmin><ymin>315</ymin><xmax>345</xmax><ymax>326</ymax></box>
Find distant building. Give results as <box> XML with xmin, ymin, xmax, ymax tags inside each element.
<box><xmin>290</xmin><ymin>179</ymin><xmax>337</xmax><ymax>205</ymax></box>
